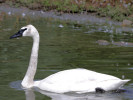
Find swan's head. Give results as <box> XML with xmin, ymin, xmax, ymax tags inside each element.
<box><xmin>10</xmin><ymin>24</ymin><xmax>39</xmax><ymax>39</ymax></box>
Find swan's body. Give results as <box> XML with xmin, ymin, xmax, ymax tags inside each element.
<box><xmin>34</xmin><ymin>68</ymin><xmax>129</xmax><ymax>93</ymax></box>
<box><xmin>10</xmin><ymin>25</ymin><xmax>130</xmax><ymax>93</ymax></box>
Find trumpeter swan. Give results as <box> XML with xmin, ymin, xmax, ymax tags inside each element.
<box><xmin>10</xmin><ymin>25</ymin><xmax>130</xmax><ymax>93</ymax></box>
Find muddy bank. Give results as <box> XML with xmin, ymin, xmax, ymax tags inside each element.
<box><xmin>0</xmin><ymin>5</ymin><xmax>122</xmax><ymax>25</ymax></box>
<box><xmin>2</xmin><ymin>0</ymin><xmax>133</xmax><ymax>22</ymax></box>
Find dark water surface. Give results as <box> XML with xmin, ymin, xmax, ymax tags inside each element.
<box><xmin>0</xmin><ymin>13</ymin><xmax>133</xmax><ymax>100</ymax></box>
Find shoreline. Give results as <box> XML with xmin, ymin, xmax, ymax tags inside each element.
<box><xmin>2</xmin><ymin>0</ymin><xmax>133</xmax><ymax>22</ymax></box>
<box><xmin>0</xmin><ymin>4</ymin><xmax>122</xmax><ymax>26</ymax></box>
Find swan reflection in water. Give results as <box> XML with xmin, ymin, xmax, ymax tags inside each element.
<box><xmin>25</xmin><ymin>88</ymin><xmax>124</xmax><ymax>100</ymax></box>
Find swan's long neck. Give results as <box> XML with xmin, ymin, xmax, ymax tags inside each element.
<box><xmin>21</xmin><ymin>33</ymin><xmax>40</xmax><ymax>88</ymax></box>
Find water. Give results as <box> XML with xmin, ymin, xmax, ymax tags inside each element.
<box><xmin>0</xmin><ymin>13</ymin><xmax>133</xmax><ymax>100</ymax></box>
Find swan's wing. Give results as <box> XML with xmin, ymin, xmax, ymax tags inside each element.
<box><xmin>42</xmin><ymin>69</ymin><xmax>120</xmax><ymax>83</ymax></box>
<box><xmin>36</xmin><ymin>69</ymin><xmax>129</xmax><ymax>93</ymax></box>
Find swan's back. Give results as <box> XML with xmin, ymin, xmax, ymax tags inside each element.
<box><xmin>36</xmin><ymin>69</ymin><xmax>129</xmax><ymax>93</ymax></box>
<box><xmin>44</xmin><ymin>68</ymin><xmax>119</xmax><ymax>83</ymax></box>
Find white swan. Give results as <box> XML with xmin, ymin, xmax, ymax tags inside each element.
<box><xmin>10</xmin><ymin>24</ymin><xmax>130</xmax><ymax>93</ymax></box>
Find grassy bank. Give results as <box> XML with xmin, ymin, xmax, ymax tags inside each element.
<box><xmin>2</xmin><ymin>0</ymin><xmax>133</xmax><ymax>22</ymax></box>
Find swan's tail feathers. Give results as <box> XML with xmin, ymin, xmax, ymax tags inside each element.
<box><xmin>121</xmin><ymin>79</ymin><xmax>130</xmax><ymax>84</ymax></box>
<box><xmin>119</xmin><ymin>79</ymin><xmax>131</xmax><ymax>88</ymax></box>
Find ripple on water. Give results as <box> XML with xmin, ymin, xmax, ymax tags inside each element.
<box><xmin>128</xmin><ymin>68</ymin><xmax>133</xmax><ymax>70</ymax></box>
<box><xmin>9</xmin><ymin>80</ymin><xmax>23</xmax><ymax>90</ymax></box>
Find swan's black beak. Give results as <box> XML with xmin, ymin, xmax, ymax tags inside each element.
<box><xmin>10</xmin><ymin>28</ymin><xmax>27</xmax><ymax>39</ymax></box>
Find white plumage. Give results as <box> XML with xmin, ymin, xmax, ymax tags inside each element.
<box><xmin>10</xmin><ymin>25</ymin><xmax>130</xmax><ymax>93</ymax></box>
<box><xmin>35</xmin><ymin>68</ymin><xmax>129</xmax><ymax>93</ymax></box>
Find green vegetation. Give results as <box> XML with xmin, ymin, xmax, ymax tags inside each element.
<box><xmin>3</xmin><ymin>0</ymin><xmax>133</xmax><ymax>21</ymax></box>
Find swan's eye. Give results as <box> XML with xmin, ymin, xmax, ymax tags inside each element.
<box><xmin>18</xmin><ymin>28</ymin><xmax>27</xmax><ymax>34</ymax></box>
<box><xmin>10</xmin><ymin>28</ymin><xmax>27</xmax><ymax>39</ymax></box>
